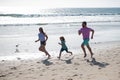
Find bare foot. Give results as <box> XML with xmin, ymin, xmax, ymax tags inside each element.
<box><xmin>91</xmin><ymin>53</ymin><xmax>94</xmax><ymax>58</ymax></box>
<box><xmin>57</xmin><ymin>57</ymin><xmax>60</xmax><ymax>60</ymax></box>
<box><xmin>48</xmin><ymin>55</ymin><xmax>51</xmax><ymax>59</ymax></box>
<box><xmin>70</xmin><ymin>52</ymin><xmax>73</xmax><ymax>55</ymax></box>
<box><xmin>84</xmin><ymin>54</ymin><xmax>87</xmax><ymax>58</ymax></box>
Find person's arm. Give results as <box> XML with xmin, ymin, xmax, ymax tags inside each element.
<box><xmin>35</xmin><ymin>39</ymin><xmax>40</xmax><ymax>42</ymax></box>
<box><xmin>58</xmin><ymin>41</ymin><xmax>63</xmax><ymax>45</ymax></box>
<box><xmin>35</xmin><ymin>34</ymin><xmax>40</xmax><ymax>42</ymax></box>
<box><xmin>45</xmin><ymin>33</ymin><xmax>48</xmax><ymax>41</ymax></box>
<box><xmin>58</xmin><ymin>42</ymin><xmax>62</xmax><ymax>45</ymax></box>
<box><xmin>78</xmin><ymin>30</ymin><xmax>81</xmax><ymax>35</ymax></box>
<box><xmin>91</xmin><ymin>29</ymin><xmax>94</xmax><ymax>39</ymax></box>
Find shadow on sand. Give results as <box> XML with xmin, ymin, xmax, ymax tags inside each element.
<box><xmin>41</xmin><ymin>59</ymin><xmax>53</xmax><ymax>66</ymax></box>
<box><xmin>85</xmin><ymin>58</ymin><xmax>109</xmax><ymax>68</ymax></box>
<box><xmin>61</xmin><ymin>56</ymin><xmax>74</xmax><ymax>64</ymax></box>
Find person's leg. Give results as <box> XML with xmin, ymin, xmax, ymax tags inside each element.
<box><xmin>67</xmin><ymin>51</ymin><xmax>73</xmax><ymax>55</ymax></box>
<box><xmin>43</xmin><ymin>46</ymin><xmax>51</xmax><ymax>58</ymax></box>
<box><xmin>81</xmin><ymin>44</ymin><xmax>87</xmax><ymax>58</ymax></box>
<box><xmin>86</xmin><ymin>44</ymin><xmax>93</xmax><ymax>58</ymax></box>
<box><xmin>58</xmin><ymin>49</ymin><xmax>63</xmax><ymax>59</ymax></box>
<box><xmin>66</xmin><ymin>49</ymin><xmax>72</xmax><ymax>55</ymax></box>
<box><xmin>39</xmin><ymin>46</ymin><xmax>44</xmax><ymax>52</ymax></box>
<box><xmin>39</xmin><ymin>44</ymin><xmax>50</xmax><ymax>58</ymax></box>
<box><xmin>58</xmin><ymin>51</ymin><xmax>62</xmax><ymax>59</ymax></box>
<box><xmin>39</xmin><ymin>42</ymin><xmax>45</xmax><ymax>52</ymax></box>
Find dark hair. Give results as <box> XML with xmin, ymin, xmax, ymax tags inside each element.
<box><xmin>39</xmin><ymin>27</ymin><xmax>45</xmax><ymax>35</ymax></box>
<box><xmin>82</xmin><ymin>21</ymin><xmax>87</xmax><ymax>25</ymax></box>
<box><xmin>60</xmin><ymin>36</ymin><xmax>65</xmax><ymax>42</ymax></box>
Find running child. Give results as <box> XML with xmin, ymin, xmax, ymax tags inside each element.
<box><xmin>58</xmin><ymin>36</ymin><xmax>72</xmax><ymax>59</ymax></box>
<box><xmin>35</xmin><ymin>27</ymin><xmax>51</xmax><ymax>59</ymax></box>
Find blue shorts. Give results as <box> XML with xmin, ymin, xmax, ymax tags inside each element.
<box><xmin>60</xmin><ymin>48</ymin><xmax>68</xmax><ymax>52</ymax></box>
<box><xmin>82</xmin><ymin>39</ymin><xmax>89</xmax><ymax>45</ymax></box>
<box><xmin>40</xmin><ymin>41</ymin><xmax>46</xmax><ymax>46</ymax></box>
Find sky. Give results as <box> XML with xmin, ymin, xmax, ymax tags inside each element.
<box><xmin>0</xmin><ymin>0</ymin><xmax>120</xmax><ymax>8</ymax></box>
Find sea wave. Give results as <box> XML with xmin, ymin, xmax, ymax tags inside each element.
<box><xmin>0</xmin><ymin>23</ymin><xmax>48</xmax><ymax>27</ymax></box>
<box><xmin>0</xmin><ymin>13</ymin><xmax>120</xmax><ymax>18</ymax></box>
<box><xmin>0</xmin><ymin>20</ymin><xmax>120</xmax><ymax>27</ymax></box>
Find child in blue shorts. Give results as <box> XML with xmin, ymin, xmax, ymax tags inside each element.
<box><xmin>58</xmin><ymin>36</ymin><xmax>72</xmax><ymax>59</ymax></box>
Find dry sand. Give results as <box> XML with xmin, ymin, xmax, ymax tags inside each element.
<box><xmin>0</xmin><ymin>41</ymin><xmax>120</xmax><ymax>80</ymax></box>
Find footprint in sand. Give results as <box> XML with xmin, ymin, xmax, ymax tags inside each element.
<box><xmin>52</xmin><ymin>69</ymin><xmax>56</xmax><ymax>71</ymax></box>
<box><xmin>52</xmin><ymin>74</ymin><xmax>58</xmax><ymax>76</ymax></box>
<box><xmin>74</xmin><ymin>63</ymin><xmax>80</xmax><ymax>65</ymax></box>
<box><xmin>37</xmin><ymin>67</ymin><xmax>41</xmax><ymax>69</ymax></box>
<box><xmin>10</xmin><ymin>67</ymin><xmax>17</xmax><ymax>70</ymax></box>
<box><xmin>0</xmin><ymin>74</ymin><xmax>6</xmax><ymax>77</ymax></box>
<box><xmin>37</xmin><ymin>61</ymin><xmax>41</xmax><ymax>63</ymax></box>
<box><xmin>0</xmin><ymin>72</ymin><xmax>13</xmax><ymax>78</ymax></box>
<box><xmin>19</xmin><ymin>73</ymin><xmax>22</xmax><ymax>75</ymax></box>
<box><xmin>68</xmin><ymin>78</ymin><xmax>73</xmax><ymax>80</ymax></box>
<box><xmin>17</xmin><ymin>57</ymin><xmax>21</xmax><ymax>60</ymax></box>
<box><xmin>73</xmin><ymin>74</ymin><xmax>78</xmax><ymax>77</ymax></box>
<box><xmin>75</xmin><ymin>68</ymin><xmax>78</xmax><ymax>70</ymax></box>
<box><xmin>40</xmin><ymin>74</ymin><xmax>43</xmax><ymax>76</ymax></box>
<box><xmin>1</xmin><ymin>60</ymin><xmax>5</xmax><ymax>62</ymax></box>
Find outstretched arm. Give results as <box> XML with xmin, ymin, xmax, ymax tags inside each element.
<box><xmin>78</xmin><ymin>30</ymin><xmax>81</xmax><ymax>35</ymax></box>
<box><xmin>58</xmin><ymin>42</ymin><xmax>62</xmax><ymax>45</ymax></box>
<box><xmin>35</xmin><ymin>39</ymin><xmax>40</xmax><ymax>42</ymax></box>
<box><xmin>91</xmin><ymin>29</ymin><xmax>94</xmax><ymax>39</ymax></box>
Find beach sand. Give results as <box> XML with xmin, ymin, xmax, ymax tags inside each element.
<box><xmin>0</xmin><ymin>41</ymin><xmax>120</xmax><ymax>80</ymax></box>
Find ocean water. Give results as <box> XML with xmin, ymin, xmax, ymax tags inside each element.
<box><xmin>0</xmin><ymin>8</ymin><xmax>120</xmax><ymax>60</ymax></box>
